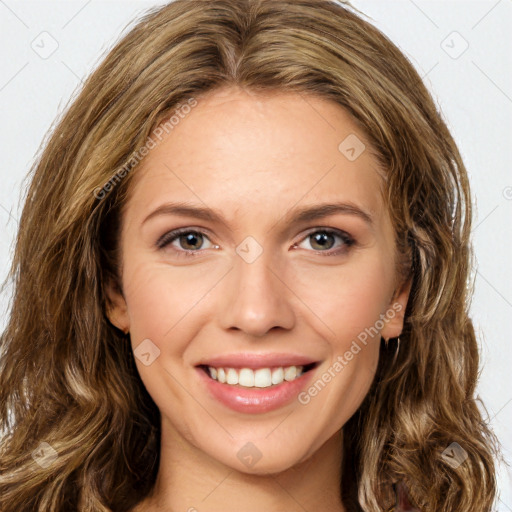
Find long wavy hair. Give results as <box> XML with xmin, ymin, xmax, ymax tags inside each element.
<box><xmin>0</xmin><ymin>0</ymin><xmax>498</xmax><ymax>510</ymax></box>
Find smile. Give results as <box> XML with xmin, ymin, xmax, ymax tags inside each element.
<box><xmin>201</xmin><ymin>363</ymin><xmax>317</xmax><ymax>388</ymax></box>
<box><xmin>195</xmin><ymin>362</ymin><xmax>319</xmax><ymax>414</ymax></box>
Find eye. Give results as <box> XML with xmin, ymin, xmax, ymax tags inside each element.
<box><xmin>293</xmin><ymin>228</ymin><xmax>355</xmax><ymax>256</ymax></box>
<box><xmin>156</xmin><ymin>227</ymin><xmax>355</xmax><ymax>258</ymax></box>
<box><xmin>156</xmin><ymin>228</ymin><xmax>216</xmax><ymax>257</ymax></box>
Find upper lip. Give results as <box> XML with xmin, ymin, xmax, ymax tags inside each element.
<box><xmin>195</xmin><ymin>353</ymin><xmax>320</xmax><ymax>369</ymax></box>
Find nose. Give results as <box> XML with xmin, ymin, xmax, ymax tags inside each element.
<box><xmin>217</xmin><ymin>250</ymin><xmax>296</xmax><ymax>337</ymax></box>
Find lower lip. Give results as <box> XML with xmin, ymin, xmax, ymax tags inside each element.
<box><xmin>195</xmin><ymin>366</ymin><xmax>317</xmax><ymax>414</ymax></box>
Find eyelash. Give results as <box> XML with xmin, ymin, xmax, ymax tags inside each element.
<box><xmin>156</xmin><ymin>227</ymin><xmax>355</xmax><ymax>258</ymax></box>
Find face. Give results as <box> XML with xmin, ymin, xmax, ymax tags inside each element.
<box><xmin>107</xmin><ymin>86</ymin><xmax>410</xmax><ymax>475</ymax></box>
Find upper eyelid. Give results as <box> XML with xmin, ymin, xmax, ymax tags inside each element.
<box><xmin>158</xmin><ymin>226</ymin><xmax>353</xmax><ymax>250</ymax></box>
<box><xmin>156</xmin><ymin>227</ymin><xmax>214</xmax><ymax>248</ymax></box>
<box><xmin>295</xmin><ymin>228</ymin><xmax>354</xmax><ymax>249</ymax></box>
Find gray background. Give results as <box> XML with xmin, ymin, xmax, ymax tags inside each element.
<box><xmin>0</xmin><ymin>0</ymin><xmax>511</xmax><ymax>508</ymax></box>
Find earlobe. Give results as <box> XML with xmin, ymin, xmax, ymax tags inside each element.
<box><xmin>380</xmin><ymin>278</ymin><xmax>412</xmax><ymax>340</ymax></box>
<box><xmin>105</xmin><ymin>282</ymin><xmax>130</xmax><ymax>334</ymax></box>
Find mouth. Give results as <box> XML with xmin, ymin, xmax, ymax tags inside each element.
<box><xmin>196</xmin><ymin>361</ymin><xmax>319</xmax><ymax>389</ymax></box>
<box><xmin>195</xmin><ymin>360</ymin><xmax>320</xmax><ymax>414</ymax></box>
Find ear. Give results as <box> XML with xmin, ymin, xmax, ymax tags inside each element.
<box><xmin>380</xmin><ymin>277</ymin><xmax>412</xmax><ymax>341</ymax></box>
<box><xmin>105</xmin><ymin>280</ymin><xmax>130</xmax><ymax>334</ymax></box>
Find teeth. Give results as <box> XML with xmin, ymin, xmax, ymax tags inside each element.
<box><xmin>271</xmin><ymin>367</ymin><xmax>284</xmax><ymax>385</ymax></box>
<box><xmin>206</xmin><ymin>365</ymin><xmax>305</xmax><ymax>388</ymax></box>
<box><xmin>226</xmin><ymin>368</ymin><xmax>239</xmax><ymax>385</ymax></box>
<box><xmin>284</xmin><ymin>366</ymin><xmax>297</xmax><ymax>381</ymax></box>
<box><xmin>239</xmin><ymin>368</ymin><xmax>254</xmax><ymax>387</ymax></box>
<box><xmin>254</xmin><ymin>368</ymin><xmax>271</xmax><ymax>387</ymax></box>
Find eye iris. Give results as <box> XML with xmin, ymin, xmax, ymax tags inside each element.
<box><xmin>180</xmin><ymin>232</ymin><xmax>203</xmax><ymax>250</ymax></box>
<box><xmin>310</xmin><ymin>232</ymin><xmax>335</xmax><ymax>250</ymax></box>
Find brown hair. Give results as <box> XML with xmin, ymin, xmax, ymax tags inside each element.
<box><xmin>0</xmin><ymin>0</ymin><xmax>498</xmax><ymax>510</ymax></box>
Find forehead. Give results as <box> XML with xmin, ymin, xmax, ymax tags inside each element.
<box><xmin>126</xmin><ymin>87</ymin><xmax>386</xmax><ymax>224</ymax></box>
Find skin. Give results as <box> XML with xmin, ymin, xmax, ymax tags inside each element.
<box><xmin>107</xmin><ymin>86</ymin><xmax>410</xmax><ymax>512</ymax></box>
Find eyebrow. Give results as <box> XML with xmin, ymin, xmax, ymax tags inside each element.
<box><xmin>141</xmin><ymin>201</ymin><xmax>373</xmax><ymax>228</ymax></box>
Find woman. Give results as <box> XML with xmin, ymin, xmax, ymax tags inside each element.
<box><xmin>0</xmin><ymin>0</ymin><xmax>498</xmax><ymax>510</ymax></box>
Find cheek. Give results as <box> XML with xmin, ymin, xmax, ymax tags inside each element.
<box><xmin>318</xmin><ymin>343</ymin><xmax>380</xmax><ymax>431</ymax></box>
<box><xmin>291</xmin><ymin>253</ymin><xmax>394</xmax><ymax>347</ymax></box>
<box><xmin>121</xmin><ymin>260</ymin><xmax>200</xmax><ymax>346</ymax></box>
<box><xmin>121</xmin><ymin>255</ymin><xmax>232</xmax><ymax>356</ymax></box>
